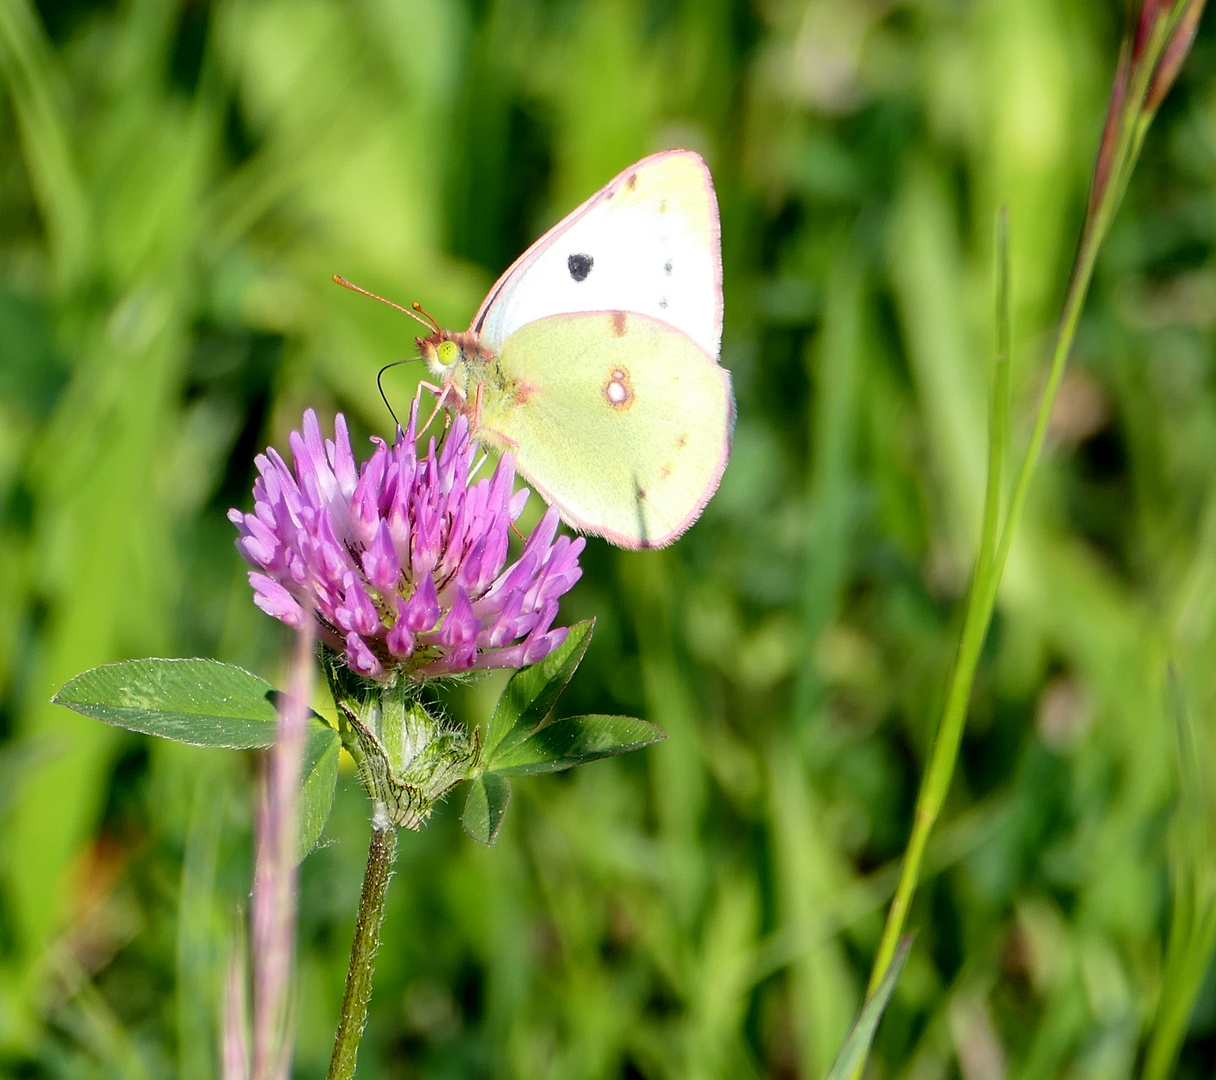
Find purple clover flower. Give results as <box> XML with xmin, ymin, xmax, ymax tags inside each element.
<box><xmin>229</xmin><ymin>406</ymin><xmax>584</xmax><ymax>681</ymax></box>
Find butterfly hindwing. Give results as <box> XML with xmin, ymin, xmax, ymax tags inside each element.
<box><xmin>478</xmin><ymin>311</ymin><xmax>732</xmax><ymax>549</ymax></box>
<box><xmin>471</xmin><ymin>150</ymin><xmax>722</xmax><ymax>360</ymax></box>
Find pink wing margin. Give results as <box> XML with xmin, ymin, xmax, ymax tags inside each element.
<box><xmin>565</xmin><ymin>383</ymin><xmax>736</xmax><ymax>551</ymax></box>
<box><xmin>499</xmin><ymin>311</ymin><xmax>735</xmax><ymax>549</ymax></box>
<box><xmin>470</xmin><ymin>148</ymin><xmax>725</xmax><ymax>354</ymax></box>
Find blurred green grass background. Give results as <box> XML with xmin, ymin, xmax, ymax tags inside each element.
<box><xmin>3</xmin><ymin>0</ymin><xmax>1216</xmax><ymax>1077</ymax></box>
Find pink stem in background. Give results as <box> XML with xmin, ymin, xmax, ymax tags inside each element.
<box><xmin>1085</xmin><ymin>38</ymin><xmax>1132</xmax><ymax>234</ymax></box>
<box><xmin>222</xmin><ymin>934</ymin><xmax>251</xmax><ymax>1080</ymax></box>
<box><xmin>1133</xmin><ymin>0</ymin><xmax>1170</xmax><ymax>63</ymax></box>
<box><xmin>1147</xmin><ymin>0</ymin><xmax>1208</xmax><ymax>112</ymax></box>
<box><xmin>252</xmin><ymin>619</ymin><xmax>315</xmax><ymax>1080</ymax></box>
<box><xmin>1082</xmin><ymin>0</ymin><xmax>1208</xmax><ymax>255</ymax></box>
<box><xmin>221</xmin><ymin>616</ymin><xmax>315</xmax><ymax>1080</ymax></box>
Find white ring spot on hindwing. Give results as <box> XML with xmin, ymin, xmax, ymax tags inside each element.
<box><xmin>604</xmin><ymin>367</ymin><xmax>635</xmax><ymax>411</ymax></box>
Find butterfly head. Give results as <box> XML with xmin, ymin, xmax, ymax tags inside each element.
<box><xmin>419</xmin><ymin>330</ymin><xmax>486</xmax><ymax>387</ymax></box>
<box><xmin>423</xmin><ymin>337</ymin><xmax>462</xmax><ymax>377</ymax></box>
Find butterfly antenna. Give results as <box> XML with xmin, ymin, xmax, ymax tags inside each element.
<box><xmin>411</xmin><ymin>301</ymin><xmax>441</xmax><ymax>334</ymax></box>
<box><xmin>332</xmin><ymin>275</ymin><xmax>436</xmax><ymax>332</ymax></box>
<box><xmin>377</xmin><ymin>359</ymin><xmax>416</xmax><ymax>429</ymax></box>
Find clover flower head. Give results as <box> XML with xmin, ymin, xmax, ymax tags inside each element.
<box><xmin>229</xmin><ymin>405</ymin><xmax>584</xmax><ymax>680</ymax></box>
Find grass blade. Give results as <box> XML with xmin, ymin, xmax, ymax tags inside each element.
<box><xmin>826</xmin><ymin>936</ymin><xmax>913</xmax><ymax>1080</ymax></box>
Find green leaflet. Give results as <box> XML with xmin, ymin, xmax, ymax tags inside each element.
<box><xmin>483</xmin><ymin>621</ymin><xmax>594</xmax><ymax>761</ymax></box>
<box><xmin>461</xmin><ymin>773</ymin><xmax>511</xmax><ymax>846</ymax></box>
<box><xmin>461</xmin><ymin>622</ymin><xmax>665</xmax><ymax>844</ymax></box>
<box><xmin>488</xmin><ymin>714</ymin><xmax>665</xmax><ymax>776</ymax></box>
<box><xmin>300</xmin><ymin>722</ymin><xmax>341</xmax><ymax>857</ymax></box>
<box><xmin>53</xmin><ymin>657</ymin><xmax>340</xmax><ymax>859</ymax></box>
<box><xmin>53</xmin><ymin>658</ymin><xmax>280</xmax><ymax>748</ymax></box>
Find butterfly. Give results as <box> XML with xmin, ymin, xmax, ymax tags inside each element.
<box><xmin>347</xmin><ymin>150</ymin><xmax>733</xmax><ymax>550</ymax></box>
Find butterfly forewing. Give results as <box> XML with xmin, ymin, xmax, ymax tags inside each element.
<box><xmin>471</xmin><ymin>150</ymin><xmax>722</xmax><ymax>360</ymax></box>
<box><xmin>479</xmin><ymin>312</ymin><xmax>732</xmax><ymax>549</ymax></box>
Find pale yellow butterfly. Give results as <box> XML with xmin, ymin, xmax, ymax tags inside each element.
<box><xmin>355</xmin><ymin>150</ymin><xmax>733</xmax><ymax>550</ymax></box>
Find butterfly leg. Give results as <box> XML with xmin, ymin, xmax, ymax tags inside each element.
<box><xmin>469</xmin><ymin>450</ymin><xmax>491</xmax><ymax>480</ymax></box>
<box><xmin>413</xmin><ymin>379</ymin><xmax>477</xmax><ymax>438</ymax></box>
<box><xmin>415</xmin><ymin>379</ymin><xmax>454</xmax><ymax>436</ymax></box>
<box><xmin>413</xmin><ymin>380</ymin><xmax>440</xmax><ymax>403</ymax></box>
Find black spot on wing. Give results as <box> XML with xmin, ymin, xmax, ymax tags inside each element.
<box><xmin>568</xmin><ymin>253</ymin><xmax>593</xmax><ymax>281</ymax></box>
<box><xmin>663</xmin><ymin>259</ymin><xmax>673</xmax><ymax>275</ymax></box>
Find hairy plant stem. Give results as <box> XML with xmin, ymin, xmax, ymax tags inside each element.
<box><xmin>327</xmin><ymin>821</ymin><xmax>398</xmax><ymax>1080</ymax></box>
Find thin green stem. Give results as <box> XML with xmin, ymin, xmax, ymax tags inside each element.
<box><xmin>866</xmin><ymin>229</ymin><xmax>1095</xmax><ymax>996</ymax></box>
<box><xmin>864</xmin><ymin>211</ymin><xmax>1019</xmax><ymax>997</ymax></box>
<box><xmin>327</xmin><ymin>822</ymin><xmax>398</xmax><ymax>1080</ymax></box>
<box><xmin>1143</xmin><ymin>670</ymin><xmax>1216</xmax><ymax>1080</ymax></box>
<box><xmin>1143</xmin><ymin>884</ymin><xmax>1216</xmax><ymax>1080</ymax></box>
<box><xmin>976</xmin><ymin>207</ymin><xmax>1013</xmax><ymax>591</ymax></box>
<box><xmin>859</xmin><ymin>18</ymin><xmax>1190</xmax><ymax>1001</ymax></box>
<box><xmin>978</xmin><ymin>249</ymin><xmax>1096</xmax><ymax>624</ymax></box>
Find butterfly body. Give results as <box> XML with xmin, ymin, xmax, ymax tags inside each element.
<box><xmin>420</xmin><ymin>150</ymin><xmax>732</xmax><ymax>550</ymax></box>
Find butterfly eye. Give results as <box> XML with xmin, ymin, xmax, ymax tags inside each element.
<box><xmin>437</xmin><ymin>340</ymin><xmax>460</xmax><ymax>368</ymax></box>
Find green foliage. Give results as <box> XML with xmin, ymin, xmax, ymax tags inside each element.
<box><xmin>462</xmin><ymin>773</ymin><xmax>511</xmax><ymax>847</ymax></box>
<box><xmin>483</xmin><ymin>620</ymin><xmax>595</xmax><ymax>761</ymax></box>
<box><xmin>823</xmin><ymin>936</ymin><xmax>912</xmax><ymax>1080</ymax></box>
<box><xmin>3</xmin><ymin>0</ymin><xmax>1216</xmax><ymax>1078</ymax></box>
<box><xmin>52</xmin><ymin>657</ymin><xmax>341</xmax><ymax>858</ymax></box>
<box><xmin>1143</xmin><ymin>675</ymin><xmax>1216</xmax><ymax>1080</ymax></box>
<box><xmin>487</xmin><ymin>714</ymin><xmax>665</xmax><ymax>777</ymax></box>
<box><xmin>298</xmin><ymin>720</ymin><xmax>342</xmax><ymax>860</ymax></box>
<box><xmin>463</xmin><ymin>621</ymin><xmax>662</xmax><ymax>842</ymax></box>
<box><xmin>53</xmin><ymin>658</ymin><xmax>283</xmax><ymax>748</ymax></box>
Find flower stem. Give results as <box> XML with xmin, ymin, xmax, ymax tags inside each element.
<box><xmin>327</xmin><ymin>821</ymin><xmax>398</xmax><ymax>1080</ymax></box>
